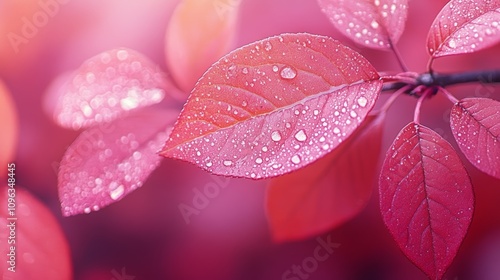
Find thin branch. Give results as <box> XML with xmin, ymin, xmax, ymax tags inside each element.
<box><xmin>383</xmin><ymin>69</ymin><xmax>500</xmax><ymax>92</ymax></box>
<box><xmin>389</xmin><ymin>38</ymin><xmax>408</xmax><ymax>72</ymax></box>
<box><xmin>417</xmin><ymin>69</ymin><xmax>500</xmax><ymax>87</ymax></box>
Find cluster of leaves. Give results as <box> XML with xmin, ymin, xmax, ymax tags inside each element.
<box><xmin>53</xmin><ymin>0</ymin><xmax>500</xmax><ymax>279</ymax></box>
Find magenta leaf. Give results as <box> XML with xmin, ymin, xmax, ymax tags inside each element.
<box><xmin>58</xmin><ymin>109</ymin><xmax>177</xmax><ymax>216</ymax></box>
<box><xmin>267</xmin><ymin>113</ymin><xmax>385</xmax><ymax>242</ymax></box>
<box><xmin>427</xmin><ymin>0</ymin><xmax>500</xmax><ymax>58</ymax></box>
<box><xmin>379</xmin><ymin>122</ymin><xmax>474</xmax><ymax>280</ymax></box>
<box><xmin>450</xmin><ymin>97</ymin><xmax>500</xmax><ymax>179</ymax></box>
<box><xmin>317</xmin><ymin>0</ymin><xmax>409</xmax><ymax>49</ymax></box>
<box><xmin>160</xmin><ymin>33</ymin><xmax>382</xmax><ymax>179</ymax></box>
<box><xmin>52</xmin><ymin>48</ymin><xmax>169</xmax><ymax>130</ymax></box>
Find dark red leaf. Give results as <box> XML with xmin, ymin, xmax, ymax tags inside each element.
<box><xmin>59</xmin><ymin>109</ymin><xmax>177</xmax><ymax>216</ymax></box>
<box><xmin>427</xmin><ymin>0</ymin><xmax>500</xmax><ymax>58</ymax></box>
<box><xmin>1</xmin><ymin>186</ymin><xmax>72</xmax><ymax>279</ymax></box>
<box><xmin>160</xmin><ymin>33</ymin><xmax>382</xmax><ymax>179</ymax></box>
<box><xmin>317</xmin><ymin>0</ymin><xmax>409</xmax><ymax>49</ymax></box>
<box><xmin>450</xmin><ymin>97</ymin><xmax>500</xmax><ymax>179</ymax></box>
<box><xmin>51</xmin><ymin>48</ymin><xmax>169</xmax><ymax>130</ymax></box>
<box><xmin>379</xmin><ymin>122</ymin><xmax>474</xmax><ymax>280</ymax></box>
<box><xmin>267</xmin><ymin>113</ymin><xmax>385</xmax><ymax>242</ymax></box>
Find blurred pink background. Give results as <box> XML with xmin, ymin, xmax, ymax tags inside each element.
<box><xmin>1</xmin><ymin>0</ymin><xmax>500</xmax><ymax>279</ymax></box>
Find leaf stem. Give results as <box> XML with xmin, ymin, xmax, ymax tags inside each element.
<box><xmin>413</xmin><ymin>88</ymin><xmax>433</xmax><ymax>124</ymax></box>
<box><xmin>379</xmin><ymin>85</ymin><xmax>411</xmax><ymax>113</ymax></box>
<box><xmin>438</xmin><ymin>87</ymin><xmax>459</xmax><ymax>104</ymax></box>
<box><xmin>389</xmin><ymin>38</ymin><xmax>408</xmax><ymax>72</ymax></box>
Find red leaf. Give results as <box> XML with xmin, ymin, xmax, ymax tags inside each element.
<box><xmin>1</xmin><ymin>187</ymin><xmax>72</xmax><ymax>279</ymax></box>
<box><xmin>160</xmin><ymin>33</ymin><xmax>382</xmax><ymax>179</ymax></box>
<box><xmin>427</xmin><ymin>0</ymin><xmax>500</xmax><ymax>58</ymax></box>
<box><xmin>59</xmin><ymin>109</ymin><xmax>177</xmax><ymax>216</ymax></box>
<box><xmin>317</xmin><ymin>0</ymin><xmax>409</xmax><ymax>49</ymax></box>
<box><xmin>267</xmin><ymin>113</ymin><xmax>385</xmax><ymax>242</ymax></box>
<box><xmin>51</xmin><ymin>48</ymin><xmax>169</xmax><ymax>130</ymax></box>
<box><xmin>379</xmin><ymin>122</ymin><xmax>474</xmax><ymax>280</ymax></box>
<box><xmin>0</xmin><ymin>80</ymin><xmax>18</xmax><ymax>177</ymax></box>
<box><xmin>450</xmin><ymin>97</ymin><xmax>500</xmax><ymax>179</ymax></box>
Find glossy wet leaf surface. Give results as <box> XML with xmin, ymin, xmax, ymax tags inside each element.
<box><xmin>379</xmin><ymin>122</ymin><xmax>474</xmax><ymax>280</ymax></box>
<box><xmin>161</xmin><ymin>33</ymin><xmax>382</xmax><ymax>179</ymax></box>
<box><xmin>51</xmin><ymin>48</ymin><xmax>168</xmax><ymax>130</ymax></box>
<box><xmin>427</xmin><ymin>0</ymin><xmax>500</xmax><ymax>57</ymax></box>
<box><xmin>451</xmin><ymin>97</ymin><xmax>500</xmax><ymax>179</ymax></box>
<box><xmin>59</xmin><ymin>109</ymin><xmax>177</xmax><ymax>216</ymax></box>
<box><xmin>317</xmin><ymin>0</ymin><xmax>409</xmax><ymax>49</ymax></box>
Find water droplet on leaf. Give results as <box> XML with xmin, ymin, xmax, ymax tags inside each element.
<box><xmin>280</xmin><ymin>66</ymin><xmax>297</xmax><ymax>80</ymax></box>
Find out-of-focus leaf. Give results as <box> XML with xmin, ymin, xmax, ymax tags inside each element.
<box><xmin>165</xmin><ymin>0</ymin><xmax>240</xmax><ymax>92</ymax></box>
<box><xmin>379</xmin><ymin>122</ymin><xmax>474</xmax><ymax>280</ymax></box>
<box><xmin>0</xmin><ymin>186</ymin><xmax>72</xmax><ymax>279</ymax></box>
<box><xmin>317</xmin><ymin>0</ymin><xmax>409</xmax><ymax>49</ymax></box>
<box><xmin>51</xmin><ymin>48</ymin><xmax>168</xmax><ymax>130</ymax></box>
<box><xmin>267</xmin><ymin>113</ymin><xmax>385</xmax><ymax>242</ymax></box>
<box><xmin>427</xmin><ymin>0</ymin><xmax>500</xmax><ymax>58</ymax></box>
<box><xmin>58</xmin><ymin>109</ymin><xmax>177</xmax><ymax>216</ymax></box>
<box><xmin>0</xmin><ymin>80</ymin><xmax>18</xmax><ymax>177</ymax></box>
<box><xmin>160</xmin><ymin>33</ymin><xmax>382</xmax><ymax>179</ymax></box>
<box><xmin>450</xmin><ymin>97</ymin><xmax>500</xmax><ymax>179</ymax></box>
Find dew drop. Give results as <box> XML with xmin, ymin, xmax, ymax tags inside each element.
<box><xmin>333</xmin><ymin>127</ymin><xmax>341</xmax><ymax>134</ymax></box>
<box><xmin>84</xmin><ymin>207</ymin><xmax>91</xmax><ymax>214</ymax></box>
<box><xmin>262</xmin><ymin>146</ymin><xmax>268</xmax><ymax>152</ymax></box>
<box><xmin>264</xmin><ymin>41</ymin><xmax>273</xmax><ymax>51</ymax></box>
<box><xmin>280</xmin><ymin>66</ymin><xmax>297</xmax><ymax>80</ymax></box>
<box><xmin>206</xmin><ymin>162</ymin><xmax>213</xmax><ymax>167</ymax></box>
<box><xmin>110</xmin><ymin>185</ymin><xmax>125</xmax><ymax>200</ymax></box>
<box><xmin>242</xmin><ymin>101</ymin><xmax>248</xmax><ymax>107</ymax></box>
<box><xmin>272</xmin><ymin>65</ymin><xmax>279</xmax><ymax>72</ymax></box>
<box><xmin>448</xmin><ymin>39</ymin><xmax>457</xmax><ymax>48</ymax></box>
<box><xmin>271</xmin><ymin>131</ymin><xmax>282</xmax><ymax>142</ymax></box>
<box><xmin>291</xmin><ymin>154</ymin><xmax>301</xmax><ymax>164</ymax></box>
<box><xmin>350</xmin><ymin>111</ymin><xmax>358</xmax><ymax>118</ymax></box>
<box><xmin>294</xmin><ymin>130</ymin><xmax>307</xmax><ymax>142</ymax></box>
<box><xmin>223</xmin><ymin>160</ymin><xmax>233</xmax><ymax>166</ymax></box>
<box><xmin>370</xmin><ymin>20</ymin><xmax>379</xmax><ymax>29</ymax></box>
<box><xmin>322</xmin><ymin>144</ymin><xmax>330</xmax><ymax>150</ymax></box>
<box><xmin>242</xmin><ymin>67</ymin><xmax>249</xmax><ymax>74</ymax></box>
<box><xmin>117</xmin><ymin>49</ymin><xmax>129</xmax><ymax>61</ymax></box>
<box><xmin>255</xmin><ymin>158</ymin><xmax>263</xmax><ymax>164</ymax></box>
<box><xmin>357</xmin><ymin>96</ymin><xmax>368</xmax><ymax>107</ymax></box>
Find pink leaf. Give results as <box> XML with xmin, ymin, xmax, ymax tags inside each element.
<box><xmin>165</xmin><ymin>0</ymin><xmax>240</xmax><ymax>92</ymax></box>
<box><xmin>379</xmin><ymin>122</ymin><xmax>474</xmax><ymax>280</ymax></box>
<box><xmin>427</xmin><ymin>0</ymin><xmax>500</xmax><ymax>58</ymax></box>
<box><xmin>267</xmin><ymin>113</ymin><xmax>385</xmax><ymax>242</ymax></box>
<box><xmin>58</xmin><ymin>109</ymin><xmax>177</xmax><ymax>216</ymax></box>
<box><xmin>52</xmin><ymin>48</ymin><xmax>169</xmax><ymax>130</ymax></box>
<box><xmin>1</xmin><ymin>187</ymin><xmax>72</xmax><ymax>279</ymax></box>
<box><xmin>450</xmin><ymin>97</ymin><xmax>500</xmax><ymax>179</ymax></box>
<box><xmin>160</xmin><ymin>33</ymin><xmax>382</xmax><ymax>179</ymax></box>
<box><xmin>317</xmin><ymin>0</ymin><xmax>409</xmax><ymax>49</ymax></box>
